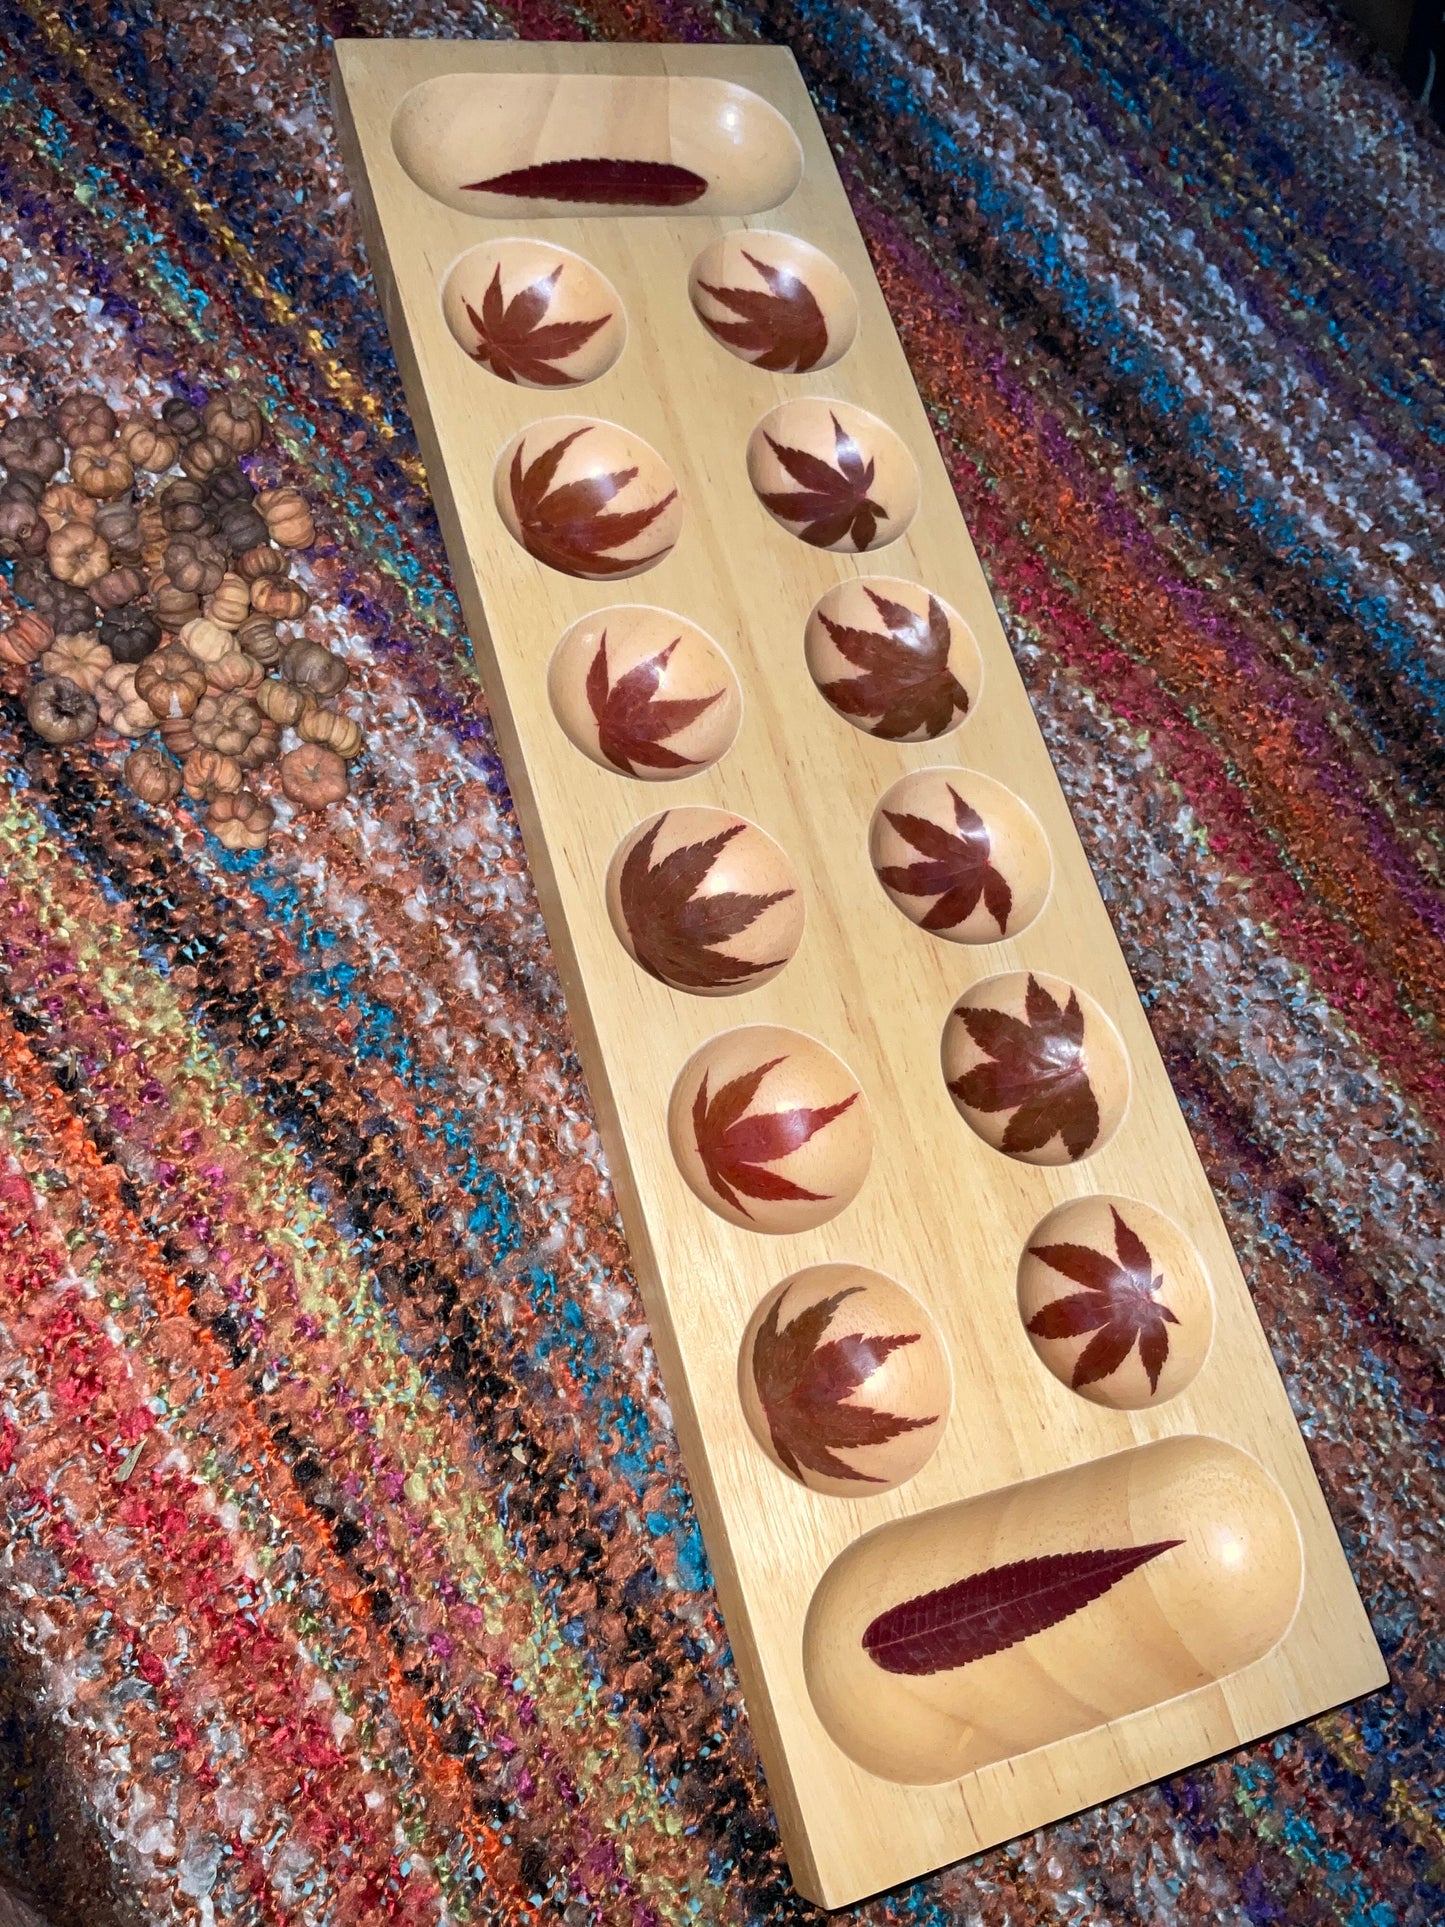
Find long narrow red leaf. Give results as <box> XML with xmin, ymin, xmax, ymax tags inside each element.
<box><xmin>462</xmin><ymin>159</ymin><xmax>708</xmax><ymax>206</ymax></box>
<box><xmin>862</xmin><ymin>1540</ymin><xmax>1182</xmax><ymax>1676</ymax></box>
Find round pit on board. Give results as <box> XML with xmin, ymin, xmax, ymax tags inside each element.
<box><xmin>495</xmin><ymin>417</ymin><xmax>682</xmax><ymax>580</ymax></box>
<box><xmin>442</xmin><ymin>240</ymin><xmax>625</xmax><ymax>388</ymax></box>
<box><xmin>747</xmin><ymin>399</ymin><xmax>918</xmax><ymax>553</ymax></box>
<box><xmin>1017</xmin><ymin>1194</ymin><xmax>1213</xmax><ymax>1408</ymax></box>
<box><xmin>941</xmin><ymin>970</ymin><xmax>1128</xmax><ymax>1166</ymax></box>
<box><xmin>548</xmin><ymin>606</ymin><xmax>741</xmax><ymax>779</ymax></box>
<box><xmin>739</xmin><ymin>1264</ymin><xmax>950</xmax><ymax>1495</ymax></box>
<box><xmin>688</xmin><ymin>231</ymin><xmax>858</xmax><ymax>373</ymax></box>
<box><xmin>605</xmin><ymin>807</ymin><xmax>802</xmax><ymax>995</ymax></box>
<box><xmin>804</xmin><ymin>577</ymin><xmax>981</xmax><ymax>742</ymax></box>
<box><xmin>669</xmin><ymin>1025</ymin><xmax>872</xmax><ymax>1231</ymax></box>
<box><xmin>869</xmin><ymin>768</ymin><xmax>1051</xmax><ymax>943</ymax></box>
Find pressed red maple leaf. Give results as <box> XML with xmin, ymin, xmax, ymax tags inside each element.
<box><xmin>463</xmin><ymin>159</ymin><xmax>708</xmax><ymax>207</ymax></box>
<box><xmin>619</xmin><ymin>817</ymin><xmax>791</xmax><ymax>991</ymax></box>
<box><xmin>819</xmin><ymin>588</ymin><xmax>970</xmax><ymax>739</ymax></box>
<box><xmin>949</xmin><ymin>974</ymin><xmax>1100</xmax><ymax>1160</ymax></box>
<box><xmin>751</xmin><ymin>1284</ymin><xmax>934</xmax><ymax>1483</ymax></box>
<box><xmin>585</xmin><ymin>632</ymin><xmax>724</xmax><ymax>776</ymax></box>
<box><xmin>463</xmin><ymin>265</ymin><xmax>610</xmax><ymax>386</ymax></box>
<box><xmin>1028</xmin><ymin>1207</ymin><xmax>1179</xmax><ymax>1393</ymax></box>
<box><xmin>696</xmin><ymin>250</ymin><xmax>828</xmax><ymax>372</ymax></box>
<box><xmin>878</xmin><ymin>784</ymin><xmax>1012</xmax><ymax>935</ymax></box>
<box><xmin>759</xmin><ymin>413</ymin><xmax>886</xmax><ymax>550</ymax></box>
<box><xmin>692</xmin><ymin>1056</ymin><xmax>858</xmax><ymax>1218</ymax></box>
<box><xmin>508</xmin><ymin>426</ymin><xmax>677</xmax><ymax>577</ymax></box>
<box><xmin>862</xmin><ymin>1540</ymin><xmax>1183</xmax><ymax>1675</ymax></box>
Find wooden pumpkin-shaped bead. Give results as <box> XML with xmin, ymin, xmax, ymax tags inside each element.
<box><xmin>249</xmin><ymin>574</ymin><xmax>311</xmax><ymax>621</ymax></box>
<box><xmin>208</xmin><ymin>786</ymin><xmax>274</xmax><ymax>851</ymax></box>
<box><xmin>14</xmin><ymin>569</ymin><xmax>95</xmax><ymax>636</ymax></box>
<box><xmin>234</xmin><ymin>615</ymin><xmax>283</xmax><ymax>666</ymax></box>
<box><xmin>235</xmin><ymin>543</ymin><xmax>284</xmax><ymax>582</ymax></box>
<box><xmin>239</xmin><ymin>721</ymin><xmax>281</xmax><ymax>771</ymax></box>
<box><xmin>119</xmin><ymin>416</ymin><xmax>180</xmax><ymax>473</ymax></box>
<box><xmin>99</xmin><ymin>607</ymin><xmax>162</xmax><ymax>666</ymax></box>
<box><xmin>136</xmin><ymin>502</ymin><xmax>168</xmax><ymax>566</ymax></box>
<box><xmin>297</xmin><ymin>702</ymin><xmax>363</xmax><ymax>760</ymax></box>
<box><xmin>256</xmin><ymin>487</ymin><xmax>314</xmax><ymax>550</ymax></box>
<box><xmin>0</xmin><ymin>488</ymin><xmax>48</xmax><ymax>561</ymax></box>
<box><xmin>182</xmin><ymin>747</ymin><xmax>243</xmax><ymax>801</ymax></box>
<box><xmin>26</xmin><ymin>675</ymin><xmax>98</xmax><ymax>745</ymax></box>
<box><xmin>47</xmin><ymin>522</ymin><xmax>111</xmax><ymax>588</ymax></box>
<box><xmin>191</xmin><ymin>691</ymin><xmax>263</xmax><ymax>757</ymax></box>
<box><xmin>92</xmin><ymin>499</ymin><xmax>142</xmax><ymax>560</ymax></box>
<box><xmin>55</xmin><ymin>393</ymin><xmax>117</xmax><ymax>450</ymax></box>
<box><xmin>0</xmin><ymin>415</ymin><xmax>65</xmax><ymax>482</ymax></box>
<box><xmin>177</xmin><ymin>617</ymin><xmax>236</xmax><ymax>666</ymax></box>
<box><xmin>215</xmin><ymin>501</ymin><xmax>269</xmax><ymax>554</ymax></box>
<box><xmin>71</xmin><ymin>444</ymin><xmax>134</xmax><ymax>500</ymax></box>
<box><xmin>0</xmin><ymin>611</ymin><xmax>53</xmax><ymax>667</ymax></box>
<box><xmin>164</xmin><ymin>533</ymin><xmax>226</xmax><ymax>596</ymax></box>
<box><xmin>39</xmin><ymin>481</ymin><xmax>97</xmax><ymax>532</ymax></box>
<box><xmin>159</xmin><ymin>712</ymin><xmax>197</xmax><ymax>757</ymax></box>
<box><xmin>205</xmin><ymin>649</ymin><xmax>264</xmax><ymax>696</ymax></box>
<box><xmin>40</xmin><ymin>631</ymin><xmax>112</xmax><ymax>694</ymax></box>
<box><xmin>205</xmin><ymin>571</ymin><xmax>251</xmax><ymax>630</ymax></box>
<box><xmin>136</xmin><ymin>644</ymin><xmax>208</xmax><ymax>720</ymax></box>
<box><xmin>158</xmin><ymin>478</ymin><xmax>212</xmax><ymax>535</ymax></box>
<box><xmin>178</xmin><ymin>434</ymin><xmax>230</xmax><ymax>483</ymax></box>
<box><xmin>124</xmin><ymin>745</ymin><xmax>182</xmax><ymax>805</ymax></box>
<box><xmin>151</xmin><ymin>575</ymin><xmax>204</xmax><ymax>630</ymax></box>
<box><xmin>280</xmin><ymin>742</ymin><xmax>348</xmax><ymax>810</ymax></box>
<box><xmin>95</xmin><ymin>663</ymin><xmax>155</xmax><ymax>738</ymax></box>
<box><xmin>254</xmin><ymin>676</ymin><xmax>308</xmax><ymax>728</ymax></box>
<box><xmin>279</xmin><ymin>636</ymin><xmax>346</xmax><ymax>696</ymax></box>
<box><xmin>203</xmin><ymin>390</ymin><xmax>265</xmax><ymax>456</ymax></box>
<box><xmin>91</xmin><ymin>565</ymin><xmax>145</xmax><ymax>612</ymax></box>
<box><xmin>160</xmin><ymin>397</ymin><xmax>204</xmax><ymax>442</ymax></box>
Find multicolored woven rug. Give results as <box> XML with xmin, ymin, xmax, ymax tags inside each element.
<box><xmin>0</xmin><ymin>0</ymin><xmax>1440</xmax><ymax>1921</ymax></box>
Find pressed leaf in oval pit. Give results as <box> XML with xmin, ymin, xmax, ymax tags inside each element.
<box><xmin>950</xmin><ymin>973</ymin><xmax>1100</xmax><ymax>1159</ymax></box>
<box><xmin>585</xmin><ymin>632</ymin><xmax>724</xmax><ymax>776</ymax></box>
<box><xmin>696</xmin><ymin>250</ymin><xmax>829</xmax><ymax>372</ymax></box>
<box><xmin>863</xmin><ymin>1540</ymin><xmax>1183</xmax><ymax>1675</ymax></box>
<box><xmin>464</xmin><ymin>265</ymin><xmax>610</xmax><ymax>387</ymax></box>
<box><xmin>692</xmin><ymin>1056</ymin><xmax>857</xmax><ymax>1217</ymax></box>
<box><xmin>879</xmin><ymin>784</ymin><xmax>1013</xmax><ymax>935</ymax></box>
<box><xmin>619</xmin><ymin>816</ymin><xmax>791</xmax><ymax>991</ymax></box>
<box><xmin>509</xmin><ymin>427</ymin><xmax>677</xmax><ymax>578</ymax></box>
<box><xmin>820</xmin><ymin>588</ymin><xmax>970</xmax><ymax>740</ymax></box>
<box><xmin>1028</xmin><ymin>1206</ymin><xmax>1179</xmax><ymax>1394</ymax></box>
<box><xmin>463</xmin><ymin>158</ymin><xmax>708</xmax><ymax>207</ymax></box>
<box><xmin>753</xmin><ymin>1284</ymin><xmax>935</xmax><ymax>1483</ymax></box>
<box><xmin>759</xmin><ymin>413</ymin><xmax>886</xmax><ymax>550</ymax></box>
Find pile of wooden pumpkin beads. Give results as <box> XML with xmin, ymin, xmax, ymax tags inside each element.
<box><xmin>0</xmin><ymin>387</ymin><xmax>362</xmax><ymax>851</ymax></box>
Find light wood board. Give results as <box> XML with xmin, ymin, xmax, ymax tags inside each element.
<box><xmin>331</xmin><ymin>40</ymin><xmax>1385</xmax><ymax>1909</ymax></box>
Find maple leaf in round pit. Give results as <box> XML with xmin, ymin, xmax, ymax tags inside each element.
<box><xmin>869</xmin><ymin>768</ymin><xmax>1051</xmax><ymax>944</ymax></box>
<box><xmin>696</xmin><ymin>250</ymin><xmax>828</xmax><ymax>371</ymax></box>
<box><xmin>444</xmin><ymin>241</ymin><xmax>624</xmax><ymax>390</ymax></box>
<box><xmin>606</xmin><ymin>808</ymin><xmax>802</xmax><ymax>996</ymax></box>
<box><xmin>464</xmin><ymin>267</ymin><xmax>611</xmax><ymax>386</ymax></box>
<box><xmin>747</xmin><ymin>399</ymin><xmax>919</xmax><ymax>554</ymax></box>
<box><xmin>689</xmin><ymin>232</ymin><xmax>859</xmax><ymax>374</ymax></box>
<box><xmin>1018</xmin><ymin>1194</ymin><xmax>1214</xmax><ymax>1407</ymax></box>
<box><xmin>740</xmin><ymin>1267</ymin><xmax>949</xmax><ymax>1494</ymax></box>
<box><xmin>496</xmin><ymin>419</ymin><xmax>681</xmax><ymax>580</ymax></box>
<box><xmin>668</xmin><ymin>1026</ymin><xmax>872</xmax><ymax>1232</ymax></box>
<box><xmin>942</xmin><ymin>971</ymin><xmax>1129</xmax><ymax>1165</ymax></box>
<box><xmin>548</xmin><ymin>607</ymin><xmax>741</xmax><ymax>782</ymax></box>
<box><xmin>805</xmin><ymin>580</ymin><xmax>979</xmax><ymax>742</ymax></box>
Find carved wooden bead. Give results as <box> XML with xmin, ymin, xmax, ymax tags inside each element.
<box><xmin>280</xmin><ymin>742</ymin><xmax>348</xmax><ymax>810</ymax></box>
<box><xmin>99</xmin><ymin>607</ymin><xmax>162</xmax><ymax>666</ymax></box>
<box><xmin>279</xmin><ymin>636</ymin><xmax>347</xmax><ymax>696</ymax></box>
<box><xmin>119</xmin><ymin>417</ymin><xmax>181</xmax><ymax>472</ymax></box>
<box><xmin>92</xmin><ymin>499</ymin><xmax>142</xmax><ymax>558</ymax></box>
<box><xmin>160</xmin><ymin>397</ymin><xmax>204</xmax><ymax>441</ymax></box>
<box><xmin>91</xmin><ymin>565</ymin><xmax>145</xmax><ymax>612</ymax></box>
<box><xmin>55</xmin><ymin>393</ymin><xmax>117</xmax><ymax>450</ymax></box>
<box><xmin>192</xmin><ymin>691</ymin><xmax>264</xmax><ymax>756</ymax></box>
<box><xmin>124</xmin><ymin>746</ymin><xmax>182</xmax><ymax>805</ymax></box>
<box><xmin>182</xmin><ymin>747</ymin><xmax>243</xmax><ymax>801</ymax></box>
<box><xmin>40</xmin><ymin>632</ymin><xmax>112</xmax><ymax>694</ymax></box>
<box><xmin>178</xmin><ymin>433</ymin><xmax>231</xmax><ymax>483</ymax></box>
<box><xmin>205</xmin><ymin>571</ymin><xmax>252</xmax><ymax>630</ymax></box>
<box><xmin>177</xmin><ymin>617</ymin><xmax>236</xmax><ymax>666</ymax></box>
<box><xmin>26</xmin><ymin>676</ymin><xmax>98</xmax><ymax>745</ymax></box>
<box><xmin>159</xmin><ymin>477</ymin><xmax>212</xmax><ymax>535</ymax></box>
<box><xmin>159</xmin><ymin>712</ymin><xmax>197</xmax><ymax>757</ymax></box>
<box><xmin>0</xmin><ymin>611</ymin><xmax>53</xmax><ymax>667</ymax></box>
<box><xmin>204</xmin><ymin>464</ymin><xmax>254</xmax><ymax>507</ymax></box>
<box><xmin>136</xmin><ymin>501</ymin><xmax>169</xmax><ymax>566</ymax></box>
<box><xmin>239</xmin><ymin>722</ymin><xmax>281</xmax><ymax>771</ymax></box>
<box><xmin>0</xmin><ymin>415</ymin><xmax>65</xmax><ymax>481</ymax></box>
<box><xmin>208</xmin><ymin>786</ymin><xmax>274</xmax><ymax>851</ymax></box>
<box><xmin>235</xmin><ymin>542</ymin><xmax>285</xmax><ymax>581</ymax></box>
<box><xmin>39</xmin><ymin>482</ymin><xmax>97</xmax><ymax>532</ymax></box>
<box><xmin>14</xmin><ymin>569</ymin><xmax>95</xmax><ymax>635</ymax></box>
<box><xmin>205</xmin><ymin>649</ymin><xmax>264</xmax><ymax>696</ymax></box>
<box><xmin>203</xmin><ymin>390</ymin><xmax>265</xmax><ymax>455</ymax></box>
<box><xmin>136</xmin><ymin>645</ymin><xmax>208</xmax><ymax>720</ymax></box>
<box><xmin>216</xmin><ymin>501</ymin><xmax>269</xmax><ymax>554</ymax></box>
<box><xmin>254</xmin><ymin>676</ymin><xmax>308</xmax><ymax>728</ymax></box>
<box><xmin>0</xmin><ymin>489</ymin><xmax>47</xmax><ymax>561</ymax></box>
<box><xmin>249</xmin><ymin>574</ymin><xmax>311</xmax><ymax>621</ymax></box>
<box><xmin>95</xmin><ymin>663</ymin><xmax>155</xmax><ymax>738</ymax></box>
<box><xmin>151</xmin><ymin>575</ymin><xmax>204</xmax><ymax>630</ymax></box>
<box><xmin>297</xmin><ymin>702</ymin><xmax>363</xmax><ymax>760</ymax></box>
<box><xmin>234</xmin><ymin>615</ymin><xmax>283</xmax><ymax>666</ymax></box>
<box><xmin>47</xmin><ymin>522</ymin><xmax>111</xmax><ymax>587</ymax></box>
<box><xmin>71</xmin><ymin>444</ymin><xmax>135</xmax><ymax>500</ymax></box>
<box><xmin>256</xmin><ymin>486</ymin><xmax>315</xmax><ymax>549</ymax></box>
<box><xmin>164</xmin><ymin>533</ymin><xmax>226</xmax><ymax>595</ymax></box>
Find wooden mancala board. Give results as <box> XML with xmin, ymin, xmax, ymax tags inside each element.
<box><xmin>331</xmin><ymin>40</ymin><xmax>1385</xmax><ymax>1909</ymax></box>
